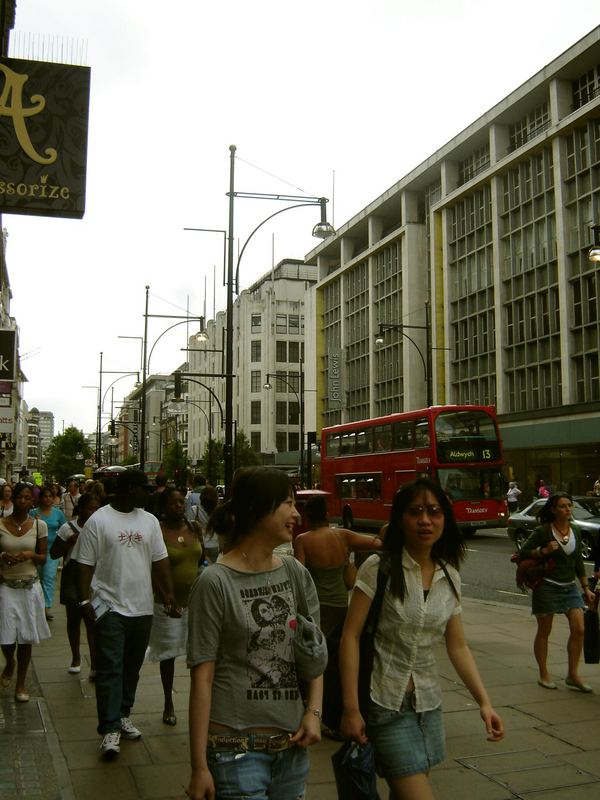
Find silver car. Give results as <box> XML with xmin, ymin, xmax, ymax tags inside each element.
<box><xmin>507</xmin><ymin>496</ymin><xmax>600</xmax><ymax>559</ymax></box>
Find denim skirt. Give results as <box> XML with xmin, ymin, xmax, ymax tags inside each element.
<box><xmin>531</xmin><ymin>579</ymin><xmax>584</xmax><ymax>615</ymax></box>
<box><xmin>366</xmin><ymin>691</ymin><xmax>445</xmax><ymax>779</ymax></box>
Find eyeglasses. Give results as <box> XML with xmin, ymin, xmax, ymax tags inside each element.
<box><xmin>405</xmin><ymin>504</ymin><xmax>444</xmax><ymax>519</ymax></box>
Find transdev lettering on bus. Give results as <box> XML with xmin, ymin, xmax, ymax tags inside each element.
<box><xmin>321</xmin><ymin>405</ymin><xmax>508</xmax><ymax>533</ymax></box>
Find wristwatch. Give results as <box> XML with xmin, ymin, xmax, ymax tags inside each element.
<box><xmin>306</xmin><ymin>707</ymin><xmax>322</xmax><ymax>719</ymax></box>
<box><xmin>78</xmin><ymin>599</ymin><xmax>91</xmax><ymax>607</ymax></box>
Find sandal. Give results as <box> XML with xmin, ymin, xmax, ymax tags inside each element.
<box><xmin>162</xmin><ymin>712</ymin><xmax>177</xmax><ymax>726</ymax></box>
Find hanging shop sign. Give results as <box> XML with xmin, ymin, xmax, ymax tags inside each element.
<box><xmin>0</xmin><ymin>56</ymin><xmax>91</xmax><ymax>219</ymax></box>
<box><xmin>0</xmin><ymin>330</ymin><xmax>17</xmax><ymax>381</ymax></box>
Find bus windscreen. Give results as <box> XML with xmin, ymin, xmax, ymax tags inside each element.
<box><xmin>434</xmin><ymin>409</ymin><xmax>500</xmax><ymax>463</ymax></box>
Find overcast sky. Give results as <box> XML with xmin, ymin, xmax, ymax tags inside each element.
<box><xmin>4</xmin><ymin>0</ymin><xmax>600</xmax><ymax>437</ymax></box>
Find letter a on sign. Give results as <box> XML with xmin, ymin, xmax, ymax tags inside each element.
<box><xmin>0</xmin><ymin>331</ymin><xmax>17</xmax><ymax>381</ymax></box>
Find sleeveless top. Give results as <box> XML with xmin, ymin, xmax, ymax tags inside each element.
<box><xmin>164</xmin><ymin>538</ymin><xmax>203</xmax><ymax>608</ymax></box>
<box><xmin>306</xmin><ymin>564</ymin><xmax>348</xmax><ymax>607</ymax></box>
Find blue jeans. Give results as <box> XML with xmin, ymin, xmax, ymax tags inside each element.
<box><xmin>94</xmin><ymin>611</ymin><xmax>153</xmax><ymax>734</ymax></box>
<box><xmin>206</xmin><ymin>745</ymin><xmax>309</xmax><ymax>799</ymax></box>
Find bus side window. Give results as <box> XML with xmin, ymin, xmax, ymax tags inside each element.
<box><xmin>414</xmin><ymin>418</ymin><xmax>431</xmax><ymax>448</ymax></box>
<box><xmin>326</xmin><ymin>433</ymin><xmax>339</xmax><ymax>457</ymax></box>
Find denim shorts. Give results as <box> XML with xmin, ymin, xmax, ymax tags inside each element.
<box><xmin>366</xmin><ymin>692</ymin><xmax>445</xmax><ymax>779</ymax></box>
<box><xmin>206</xmin><ymin>744</ymin><xmax>308</xmax><ymax>800</ymax></box>
<box><xmin>532</xmin><ymin>580</ymin><xmax>584</xmax><ymax>615</ymax></box>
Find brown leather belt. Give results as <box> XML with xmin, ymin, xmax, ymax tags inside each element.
<box><xmin>207</xmin><ymin>733</ymin><xmax>294</xmax><ymax>753</ymax></box>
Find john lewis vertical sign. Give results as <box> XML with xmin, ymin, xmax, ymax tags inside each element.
<box><xmin>0</xmin><ymin>56</ymin><xmax>91</xmax><ymax>218</ymax></box>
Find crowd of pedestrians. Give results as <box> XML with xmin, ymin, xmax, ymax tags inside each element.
<box><xmin>3</xmin><ymin>467</ymin><xmax>600</xmax><ymax>799</ymax></box>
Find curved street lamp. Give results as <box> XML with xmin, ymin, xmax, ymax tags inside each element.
<box><xmin>224</xmin><ymin>144</ymin><xmax>335</xmax><ymax>493</ymax></box>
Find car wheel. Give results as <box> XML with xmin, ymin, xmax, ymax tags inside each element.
<box><xmin>342</xmin><ymin>508</ymin><xmax>354</xmax><ymax>530</ymax></box>
<box><xmin>515</xmin><ymin>529</ymin><xmax>528</xmax><ymax>550</ymax></box>
<box><xmin>580</xmin><ymin>534</ymin><xmax>592</xmax><ymax>560</ymax></box>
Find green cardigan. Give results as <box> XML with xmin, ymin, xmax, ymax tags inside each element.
<box><xmin>521</xmin><ymin>523</ymin><xmax>586</xmax><ymax>584</ymax></box>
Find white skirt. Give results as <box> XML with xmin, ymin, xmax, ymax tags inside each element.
<box><xmin>146</xmin><ymin>602</ymin><xmax>188</xmax><ymax>662</ymax></box>
<box><xmin>0</xmin><ymin>581</ymin><xmax>52</xmax><ymax>645</ymax></box>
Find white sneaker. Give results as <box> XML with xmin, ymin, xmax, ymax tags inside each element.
<box><xmin>120</xmin><ymin>716</ymin><xmax>142</xmax><ymax>740</ymax></box>
<box><xmin>100</xmin><ymin>731</ymin><xmax>121</xmax><ymax>759</ymax></box>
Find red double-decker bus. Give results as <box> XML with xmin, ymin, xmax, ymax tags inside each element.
<box><xmin>321</xmin><ymin>405</ymin><xmax>508</xmax><ymax>535</ymax></box>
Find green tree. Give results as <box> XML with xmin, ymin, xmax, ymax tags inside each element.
<box><xmin>161</xmin><ymin>440</ymin><xmax>189</xmax><ymax>487</ymax></box>
<box><xmin>199</xmin><ymin>430</ymin><xmax>259</xmax><ymax>486</ymax></box>
<box><xmin>43</xmin><ymin>426</ymin><xmax>94</xmax><ymax>483</ymax></box>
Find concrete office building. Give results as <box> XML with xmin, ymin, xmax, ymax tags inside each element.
<box><xmin>187</xmin><ymin>259</ymin><xmax>317</xmax><ymax>477</ymax></box>
<box><xmin>306</xmin><ymin>27</ymin><xmax>600</xmax><ymax>497</ymax></box>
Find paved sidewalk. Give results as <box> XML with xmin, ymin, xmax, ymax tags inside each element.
<box><xmin>2</xmin><ymin>596</ymin><xmax>600</xmax><ymax>799</ymax></box>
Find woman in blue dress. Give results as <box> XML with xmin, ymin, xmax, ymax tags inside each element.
<box><xmin>30</xmin><ymin>486</ymin><xmax>67</xmax><ymax>620</ymax></box>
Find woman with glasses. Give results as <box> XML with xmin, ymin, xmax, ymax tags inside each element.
<box><xmin>520</xmin><ymin>492</ymin><xmax>595</xmax><ymax>692</ymax></box>
<box><xmin>339</xmin><ymin>478</ymin><xmax>503</xmax><ymax>800</ymax></box>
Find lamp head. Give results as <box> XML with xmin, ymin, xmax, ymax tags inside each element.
<box><xmin>589</xmin><ymin>225</ymin><xmax>600</xmax><ymax>263</ymax></box>
<box><xmin>313</xmin><ymin>197</ymin><xmax>335</xmax><ymax>240</ymax></box>
<box><xmin>589</xmin><ymin>245</ymin><xmax>600</xmax><ymax>263</ymax></box>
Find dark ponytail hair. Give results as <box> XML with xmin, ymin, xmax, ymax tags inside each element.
<box><xmin>208</xmin><ymin>467</ymin><xmax>293</xmax><ymax>549</ymax></box>
<box><xmin>538</xmin><ymin>491</ymin><xmax>572</xmax><ymax>524</ymax></box>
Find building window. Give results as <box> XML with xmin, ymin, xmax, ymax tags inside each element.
<box><xmin>251</xmin><ymin>340</ymin><xmax>261</xmax><ymax>362</ymax></box>
<box><xmin>276</xmin><ymin>431</ymin><xmax>287</xmax><ymax>452</ymax></box>
<box><xmin>289</xmin><ymin>315</ymin><xmax>300</xmax><ymax>335</ymax></box>
<box><xmin>250</xmin><ymin>400</ymin><xmax>261</xmax><ymax>425</ymax></box>
<box><xmin>250</xmin><ymin>371</ymin><xmax>261</xmax><ymax>392</ymax></box>
<box><xmin>251</xmin><ymin>431</ymin><xmax>261</xmax><ymax>452</ymax></box>
<box><xmin>288</xmin><ymin>432</ymin><xmax>299</xmax><ymax>451</ymax></box>
<box><xmin>276</xmin><ymin>401</ymin><xmax>287</xmax><ymax>425</ymax></box>
<box><xmin>276</xmin><ymin>340</ymin><xmax>287</xmax><ymax>362</ymax></box>
<box><xmin>288</xmin><ymin>401</ymin><xmax>299</xmax><ymax>425</ymax></box>
<box><xmin>251</xmin><ymin>314</ymin><xmax>262</xmax><ymax>333</ymax></box>
<box><xmin>288</xmin><ymin>341</ymin><xmax>300</xmax><ymax>363</ymax></box>
<box><xmin>276</xmin><ymin>314</ymin><xmax>287</xmax><ymax>333</ymax></box>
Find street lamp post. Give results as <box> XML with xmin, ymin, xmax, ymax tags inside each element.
<box><xmin>375</xmin><ymin>302</ymin><xmax>433</xmax><ymax>408</ymax></box>
<box><xmin>264</xmin><ymin>360</ymin><xmax>305</xmax><ymax>487</ymax></box>
<box><xmin>224</xmin><ymin>144</ymin><xmax>334</xmax><ymax>493</ymax></box>
<box><xmin>133</xmin><ymin>286</ymin><xmax>206</xmax><ymax>473</ymax></box>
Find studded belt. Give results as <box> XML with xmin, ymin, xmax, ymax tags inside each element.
<box><xmin>207</xmin><ymin>732</ymin><xmax>294</xmax><ymax>752</ymax></box>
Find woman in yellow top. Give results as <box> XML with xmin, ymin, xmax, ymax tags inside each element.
<box><xmin>146</xmin><ymin>487</ymin><xmax>203</xmax><ymax>726</ymax></box>
<box><xmin>0</xmin><ymin>483</ymin><xmax>51</xmax><ymax>702</ymax></box>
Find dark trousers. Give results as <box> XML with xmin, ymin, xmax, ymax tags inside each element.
<box><xmin>94</xmin><ymin>611</ymin><xmax>153</xmax><ymax>734</ymax></box>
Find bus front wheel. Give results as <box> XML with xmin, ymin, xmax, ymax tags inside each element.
<box><xmin>342</xmin><ymin>508</ymin><xmax>354</xmax><ymax>530</ymax></box>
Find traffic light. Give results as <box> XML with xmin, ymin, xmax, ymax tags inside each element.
<box><xmin>174</xmin><ymin>371</ymin><xmax>182</xmax><ymax>400</ymax></box>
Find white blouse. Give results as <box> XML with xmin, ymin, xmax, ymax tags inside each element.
<box><xmin>355</xmin><ymin>552</ymin><xmax>461</xmax><ymax>713</ymax></box>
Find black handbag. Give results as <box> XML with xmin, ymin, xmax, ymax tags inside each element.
<box><xmin>59</xmin><ymin>557</ymin><xmax>80</xmax><ymax>605</ymax></box>
<box><xmin>331</xmin><ymin>740</ymin><xmax>380</xmax><ymax>800</ymax></box>
<box><xmin>322</xmin><ymin>557</ymin><xmax>389</xmax><ymax>731</ymax></box>
<box><xmin>583</xmin><ymin>607</ymin><xmax>600</xmax><ymax>664</ymax></box>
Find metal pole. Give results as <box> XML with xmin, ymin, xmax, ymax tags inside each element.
<box><xmin>140</xmin><ymin>285</ymin><xmax>149</xmax><ymax>473</ymax></box>
<box><xmin>224</xmin><ymin>145</ymin><xmax>236</xmax><ymax>494</ymax></box>
<box><xmin>425</xmin><ymin>301</ymin><xmax>433</xmax><ymax>407</ymax></box>
<box><xmin>299</xmin><ymin>359</ymin><xmax>305</xmax><ymax>487</ymax></box>
<box><xmin>96</xmin><ymin>352</ymin><xmax>103</xmax><ymax>465</ymax></box>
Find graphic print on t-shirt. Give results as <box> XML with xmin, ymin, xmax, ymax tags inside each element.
<box><xmin>117</xmin><ymin>529</ymin><xmax>144</xmax><ymax>547</ymax></box>
<box><xmin>241</xmin><ymin>578</ymin><xmax>298</xmax><ymax>700</ymax></box>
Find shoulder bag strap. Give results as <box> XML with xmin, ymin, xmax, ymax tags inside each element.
<box><xmin>365</xmin><ymin>556</ymin><xmax>389</xmax><ymax>634</ymax></box>
<box><xmin>437</xmin><ymin>560</ymin><xmax>460</xmax><ymax>602</ymax></box>
<box><xmin>67</xmin><ymin>521</ymin><xmax>79</xmax><ymax>536</ymax></box>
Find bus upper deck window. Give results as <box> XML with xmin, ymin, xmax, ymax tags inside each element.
<box><xmin>414</xmin><ymin>418</ymin><xmax>430</xmax><ymax>448</ymax></box>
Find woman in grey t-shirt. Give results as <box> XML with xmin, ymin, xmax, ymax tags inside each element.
<box><xmin>186</xmin><ymin>467</ymin><xmax>323</xmax><ymax>800</ymax></box>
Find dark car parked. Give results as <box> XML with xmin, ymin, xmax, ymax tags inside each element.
<box><xmin>507</xmin><ymin>496</ymin><xmax>600</xmax><ymax>559</ymax></box>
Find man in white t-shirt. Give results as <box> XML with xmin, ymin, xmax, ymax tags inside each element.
<box><xmin>75</xmin><ymin>469</ymin><xmax>175</xmax><ymax>760</ymax></box>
